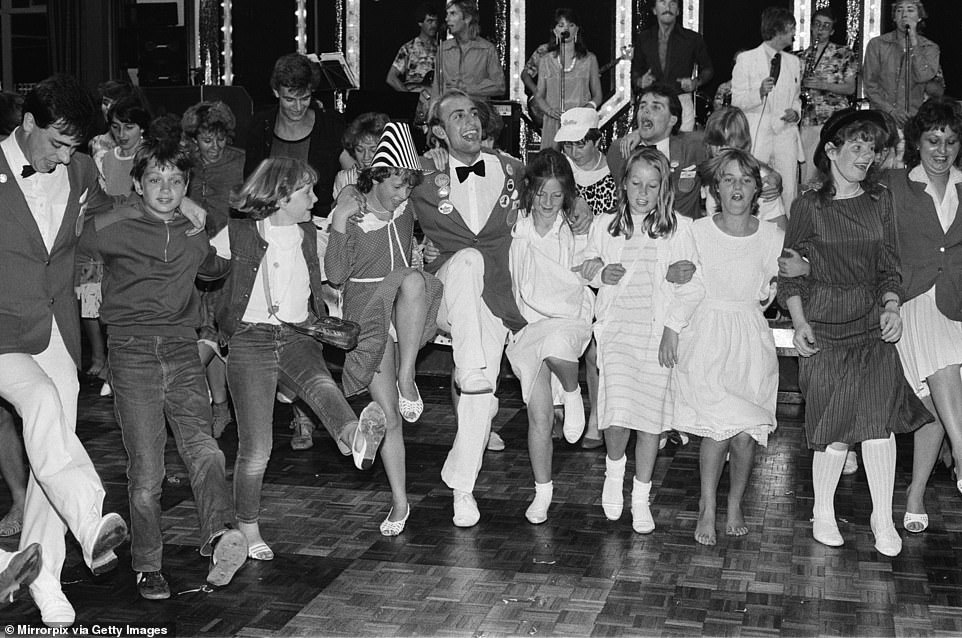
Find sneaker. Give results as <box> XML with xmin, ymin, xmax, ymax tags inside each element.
<box><xmin>206</xmin><ymin>529</ymin><xmax>247</xmax><ymax>587</ymax></box>
<box><xmin>136</xmin><ymin>571</ymin><xmax>171</xmax><ymax>600</ymax></box>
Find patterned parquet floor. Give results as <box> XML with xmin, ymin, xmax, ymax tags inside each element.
<box><xmin>3</xmin><ymin>366</ymin><xmax>962</xmax><ymax>637</ymax></box>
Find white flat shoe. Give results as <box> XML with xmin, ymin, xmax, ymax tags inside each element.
<box><xmin>452</xmin><ymin>490</ymin><xmax>480</xmax><ymax>527</ymax></box>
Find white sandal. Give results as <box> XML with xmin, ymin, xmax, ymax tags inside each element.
<box><xmin>379</xmin><ymin>505</ymin><xmax>411</xmax><ymax>536</ymax></box>
<box><xmin>397</xmin><ymin>381</ymin><xmax>423</xmax><ymax>423</ymax></box>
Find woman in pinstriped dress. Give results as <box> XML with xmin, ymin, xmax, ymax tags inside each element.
<box><xmin>777</xmin><ymin>109</ymin><xmax>931</xmax><ymax>558</ymax></box>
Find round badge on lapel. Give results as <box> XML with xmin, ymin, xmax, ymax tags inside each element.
<box><xmin>506</xmin><ymin>178</ymin><xmax>515</xmax><ymax>192</ymax></box>
<box><xmin>499</xmin><ymin>194</ymin><xmax>510</xmax><ymax>209</ymax></box>
<box><xmin>0</xmin><ymin>174</ymin><xmax>6</xmax><ymax>184</ymax></box>
<box><xmin>438</xmin><ymin>187</ymin><xmax>450</xmax><ymax>198</ymax></box>
<box><xmin>438</xmin><ymin>200</ymin><xmax>454</xmax><ymax>215</ymax></box>
<box><xmin>435</xmin><ymin>174</ymin><xmax>450</xmax><ymax>188</ymax></box>
<box><xmin>505</xmin><ymin>163</ymin><xmax>514</xmax><ymax>176</ymax></box>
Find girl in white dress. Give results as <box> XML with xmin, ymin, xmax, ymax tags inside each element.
<box><xmin>506</xmin><ymin>150</ymin><xmax>594</xmax><ymax>524</ymax></box>
<box><xmin>673</xmin><ymin>149</ymin><xmax>784</xmax><ymax>546</ymax></box>
<box><xmin>574</xmin><ymin>146</ymin><xmax>703</xmax><ymax>534</ymax></box>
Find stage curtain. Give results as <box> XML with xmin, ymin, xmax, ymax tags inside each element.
<box><xmin>47</xmin><ymin>0</ymin><xmax>82</xmax><ymax>76</ymax></box>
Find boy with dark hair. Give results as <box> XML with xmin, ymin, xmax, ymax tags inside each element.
<box><xmin>77</xmin><ymin>128</ymin><xmax>246</xmax><ymax>601</ymax></box>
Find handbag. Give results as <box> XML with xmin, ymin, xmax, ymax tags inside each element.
<box><xmin>258</xmin><ymin>221</ymin><xmax>360</xmax><ymax>350</ymax></box>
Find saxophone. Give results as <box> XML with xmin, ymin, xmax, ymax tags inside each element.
<box><xmin>800</xmin><ymin>45</ymin><xmax>818</xmax><ymax>115</ymax></box>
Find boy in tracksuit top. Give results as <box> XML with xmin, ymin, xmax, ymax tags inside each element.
<box><xmin>76</xmin><ymin>135</ymin><xmax>246</xmax><ymax>600</ymax></box>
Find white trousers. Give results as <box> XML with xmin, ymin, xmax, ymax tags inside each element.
<box><xmin>0</xmin><ymin>320</ymin><xmax>106</xmax><ymax>600</ymax></box>
<box><xmin>800</xmin><ymin>124</ymin><xmax>822</xmax><ymax>185</ymax></box>
<box><xmin>436</xmin><ymin>249</ymin><xmax>508</xmax><ymax>493</ymax></box>
<box><xmin>752</xmin><ymin>126</ymin><xmax>800</xmax><ymax>213</ymax></box>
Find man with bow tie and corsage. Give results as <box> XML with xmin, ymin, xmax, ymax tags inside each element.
<box><xmin>0</xmin><ymin>74</ymin><xmax>134</xmax><ymax>626</ymax></box>
<box><xmin>410</xmin><ymin>89</ymin><xmax>526</xmax><ymax>527</ymax></box>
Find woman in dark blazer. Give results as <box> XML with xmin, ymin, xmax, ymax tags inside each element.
<box><xmin>885</xmin><ymin>97</ymin><xmax>962</xmax><ymax>534</ymax></box>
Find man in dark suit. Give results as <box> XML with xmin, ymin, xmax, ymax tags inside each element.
<box><xmin>0</xmin><ymin>75</ymin><xmax>128</xmax><ymax>626</ymax></box>
<box><xmin>607</xmin><ymin>82</ymin><xmax>707</xmax><ymax>219</ymax></box>
<box><xmin>632</xmin><ymin>0</ymin><xmax>713</xmax><ymax>132</ymax></box>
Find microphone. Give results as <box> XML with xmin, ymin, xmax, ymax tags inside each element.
<box><xmin>769</xmin><ymin>53</ymin><xmax>781</xmax><ymax>85</ymax></box>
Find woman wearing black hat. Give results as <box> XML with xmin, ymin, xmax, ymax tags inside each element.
<box><xmin>776</xmin><ymin>109</ymin><xmax>931</xmax><ymax>557</ymax></box>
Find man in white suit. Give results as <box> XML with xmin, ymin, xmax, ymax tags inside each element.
<box><xmin>732</xmin><ymin>6</ymin><xmax>802</xmax><ymax>211</ymax></box>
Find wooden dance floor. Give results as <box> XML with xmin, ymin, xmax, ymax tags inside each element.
<box><xmin>3</xmin><ymin>369</ymin><xmax>962</xmax><ymax>637</ymax></box>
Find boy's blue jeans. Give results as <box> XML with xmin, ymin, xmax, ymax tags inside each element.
<box><xmin>226</xmin><ymin>323</ymin><xmax>358</xmax><ymax>524</ymax></box>
<box><xmin>108</xmin><ymin>335</ymin><xmax>235</xmax><ymax>573</ymax></box>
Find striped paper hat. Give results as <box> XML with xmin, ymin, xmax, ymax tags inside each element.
<box><xmin>370</xmin><ymin>121</ymin><xmax>423</xmax><ymax>171</ymax></box>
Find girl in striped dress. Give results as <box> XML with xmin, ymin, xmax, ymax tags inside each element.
<box><xmin>777</xmin><ymin>109</ymin><xmax>931</xmax><ymax>557</ymax></box>
<box><xmin>326</xmin><ymin>123</ymin><xmax>443</xmax><ymax>536</ymax></box>
<box><xmin>574</xmin><ymin>147</ymin><xmax>703</xmax><ymax>534</ymax></box>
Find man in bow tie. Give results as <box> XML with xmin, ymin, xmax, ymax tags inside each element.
<box><xmin>0</xmin><ymin>75</ymin><xmax>129</xmax><ymax>626</ymax></box>
<box><xmin>410</xmin><ymin>89</ymin><xmax>525</xmax><ymax>527</ymax></box>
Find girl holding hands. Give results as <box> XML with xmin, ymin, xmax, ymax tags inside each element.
<box><xmin>574</xmin><ymin>147</ymin><xmax>703</xmax><ymax>534</ymax></box>
<box><xmin>506</xmin><ymin>149</ymin><xmax>594</xmax><ymax>523</ymax></box>
<box><xmin>326</xmin><ymin>123</ymin><xmax>443</xmax><ymax>536</ymax></box>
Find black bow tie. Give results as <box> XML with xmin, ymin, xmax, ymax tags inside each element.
<box><xmin>21</xmin><ymin>165</ymin><xmax>36</xmax><ymax>178</ymax></box>
<box><xmin>455</xmin><ymin>160</ymin><xmax>485</xmax><ymax>183</ymax></box>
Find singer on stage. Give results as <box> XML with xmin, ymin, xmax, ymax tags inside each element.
<box><xmin>532</xmin><ymin>9</ymin><xmax>602</xmax><ymax>149</ymax></box>
<box><xmin>863</xmin><ymin>0</ymin><xmax>943</xmax><ymax>128</ymax></box>
<box><xmin>732</xmin><ymin>6</ymin><xmax>802</xmax><ymax>212</ymax></box>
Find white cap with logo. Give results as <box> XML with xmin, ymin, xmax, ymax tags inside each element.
<box><xmin>554</xmin><ymin>107</ymin><xmax>600</xmax><ymax>143</ymax></box>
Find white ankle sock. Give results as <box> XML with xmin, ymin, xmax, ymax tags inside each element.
<box><xmin>526</xmin><ymin>481</ymin><xmax>554</xmax><ymax>524</ymax></box>
<box><xmin>862</xmin><ymin>434</ymin><xmax>896</xmax><ymax>528</ymax></box>
<box><xmin>812</xmin><ymin>446</ymin><xmax>846</xmax><ymax>522</ymax></box>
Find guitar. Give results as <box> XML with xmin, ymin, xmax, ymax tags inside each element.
<box><xmin>527</xmin><ymin>45</ymin><xmax>634</xmax><ymax>128</ymax></box>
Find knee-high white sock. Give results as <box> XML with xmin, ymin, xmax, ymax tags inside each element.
<box><xmin>862</xmin><ymin>434</ymin><xmax>897</xmax><ymax>528</ymax></box>
<box><xmin>812</xmin><ymin>447</ymin><xmax>847</xmax><ymax>521</ymax></box>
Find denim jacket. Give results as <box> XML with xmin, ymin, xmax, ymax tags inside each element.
<box><xmin>216</xmin><ymin>218</ymin><xmax>327</xmax><ymax>340</ymax></box>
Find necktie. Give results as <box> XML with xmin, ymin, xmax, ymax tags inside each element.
<box><xmin>455</xmin><ymin>160</ymin><xmax>485</xmax><ymax>183</ymax></box>
<box><xmin>21</xmin><ymin>165</ymin><xmax>36</xmax><ymax>178</ymax></box>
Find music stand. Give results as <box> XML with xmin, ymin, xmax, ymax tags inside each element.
<box><xmin>312</xmin><ymin>52</ymin><xmax>359</xmax><ymax>92</ymax></box>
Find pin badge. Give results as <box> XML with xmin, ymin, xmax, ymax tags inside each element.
<box><xmin>435</xmin><ymin>174</ymin><xmax>450</xmax><ymax>188</ymax></box>
<box><xmin>438</xmin><ymin>200</ymin><xmax>454</xmax><ymax>215</ymax></box>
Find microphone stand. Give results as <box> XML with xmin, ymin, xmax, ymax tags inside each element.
<box><xmin>559</xmin><ymin>32</ymin><xmax>568</xmax><ymax>123</ymax></box>
<box><xmin>904</xmin><ymin>25</ymin><xmax>912</xmax><ymax>115</ymax></box>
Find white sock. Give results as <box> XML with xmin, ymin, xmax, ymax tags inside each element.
<box><xmin>526</xmin><ymin>481</ymin><xmax>554</xmax><ymax>524</ymax></box>
<box><xmin>606</xmin><ymin>454</ymin><xmax>627</xmax><ymax>478</ymax></box>
<box><xmin>862</xmin><ymin>434</ymin><xmax>896</xmax><ymax>528</ymax></box>
<box><xmin>812</xmin><ymin>446</ymin><xmax>846</xmax><ymax>522</ymax></box>
<box><xmin>562</xmin><ymin>388</ymin><xmax>586</xmax><ymax>444</ymax></box>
